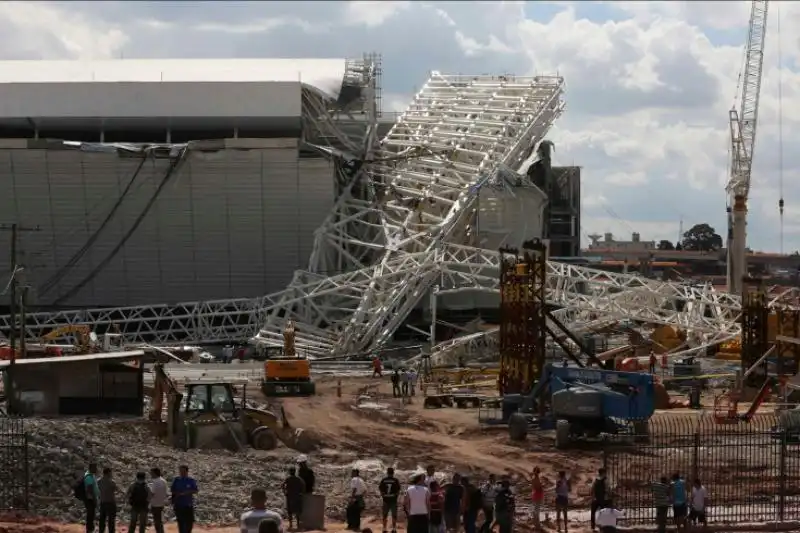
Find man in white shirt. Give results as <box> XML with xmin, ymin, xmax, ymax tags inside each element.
<box><xmin>424</xmin><ymin>465</ymin><xmax>437</xmax><ymax>487</ymax></box>
<box><xmin>404</xmin><ymin>473</ymin><xmax>430</xmax><ymax>533</ymax></box>
<box><xmin>595</xmin><ymin>503</ymin><xmax>624</xmax><ymax>533</ymax></box>
<box><xmin>148</xmin><ymin>468</ymin><xmax>169</xmax><ymax>533</ymax></box>
<box><xmin>240</xmin><ymin>488</ymin><xmax>283</xmax><ymax>533</ymax></box>
<box><xmin>689</xmin><ymin>479</ymin><xmax>708</xmax><ymax>528</ymax></box>
<box><xmin>346</xmin><ymin>469</ymin><xmax>367</xmax><ymax>531</ymax></box>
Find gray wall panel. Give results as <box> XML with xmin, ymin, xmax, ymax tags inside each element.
<box><xmin>298</xmin><ymin>159</ymin><xmax>334</xmax><ymax>259</ymax></box>
<box><xmin>262</xmin><ymin>150</ymin><xmax>304</xmax><ymax>293</ymax></box>
<box><xmin>190</xmin><ymin>151</ymin><xmax>235</xmax><ymax>301</ymax></box>
<box><xmin>155</xmin><ymin>160</ymin><xmax>196</xmax><ymax>303</ymax></box>
<box><xmin>225</xmin><ymin>150</ymin><xmax>268</xmax><ymax>298</ymax></box>
<box><xmin>0</xmin><ymin>142</ymin><xmax>333</xmax><ymax>308</ymax></box>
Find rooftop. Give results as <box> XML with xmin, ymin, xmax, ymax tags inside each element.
<box><xmin>0</xmin><ymin>58</ymin><xmax>348</xmax><ymax>99</ymax></box>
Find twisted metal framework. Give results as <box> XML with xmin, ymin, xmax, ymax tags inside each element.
<box><xmin>0</xmin><ymin>67</ymin><xmax>777</xmax><ymax>354</ymax></box>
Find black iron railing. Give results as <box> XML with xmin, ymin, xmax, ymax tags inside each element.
<box><xmin>0</xmin><ymin>416</ymin><xmax>29</xmax><ymax>511</ymax></box>
<box><xmin>604</xmin><ymin>414</ymin><xmax>799</xmax><ymax>525</ymax></box>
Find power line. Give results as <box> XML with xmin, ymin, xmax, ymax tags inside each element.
<box><xmin>0</xmin><ymin>223</ymin><xmax>42</xmax><ymax>414</ymax></box>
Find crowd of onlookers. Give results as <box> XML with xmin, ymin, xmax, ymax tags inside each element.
<box><xmin>74</xmin><ymin>456</ymin><xmax>709</xmax><ymax>533</ymax></box>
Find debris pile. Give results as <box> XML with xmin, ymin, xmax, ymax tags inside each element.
<box><xmin>22</xmin><ymin>418</ymin><xmax>423</xmax><ymax>526</ymax></box>
<box><xmin>25</xmin><ymin>418</ymin><xmax>298</xmax><ymax>524</ymax></box>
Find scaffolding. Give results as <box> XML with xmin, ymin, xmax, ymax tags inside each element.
<box><xmin>775</xmin><ymin>308</ymin><xmax>800</xmax><ymax>375</ymax></box>
<box><xmin>741</xmin><ymin>280</ymin><xmax>769</xmax><ymax>387</ymax></box>
<box><xmin>498</xmin><ymin>240</ymin><xmax>548</xmax><ymax>395</ymax></box>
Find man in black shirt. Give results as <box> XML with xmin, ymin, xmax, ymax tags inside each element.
<box><xmin>296</xmin><ymin>456</ymin><xmax>315</xmax><ymax>494</ymax></box>
<box><xmin>461</xmin><ymin>477</ymin><xmax>482</xmax><ymax>533</ymax></box>
<box><xmin>444</xmin><ymin>473</ymin><xmax>464</xmax><ymax>533</ymax></box>
<box><xmin>282</xmin><ymin>466</ymin><xmax>306</xmax><ymax>530</ymax></box>
<box><xmin>591</xmin><ymin>468</ymin><xmax>608</xmax><ymax>531</ymax></box>
<box><xmin>378</xmin><ymin>467</ymin><xmax>401</xmax><ymax>533</ymax></box>
<box><xmin>493</xmin><ymin>478</ymin><xmax>515</xmax><ymax>533</ymax></box>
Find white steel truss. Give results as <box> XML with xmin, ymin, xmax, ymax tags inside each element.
<box><xmin>0</xmin><ymin>70</ymin><xmax>784</xmax><ymax>354</ymax></box>
<box><xmin>1</xmin><ymin>243</ymin><xmax>752</xmax><ymax>355</ymax></box>
<box><xmin>256</xmin><ymin>72</ymin><xmax>568</xmax><ymax>356</ymax></box>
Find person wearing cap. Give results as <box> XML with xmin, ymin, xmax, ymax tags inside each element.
<box><xmin>296</xmin><ymin>456</ymin><xmax>315</xmax><ymax>494</ymax></box>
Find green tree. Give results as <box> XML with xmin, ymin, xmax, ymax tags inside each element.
<box><xmin>657</xmin><ymin>239</ymin><xmax>675</xmax><ymax>250</ymax></box>
<box><xmin>681</xmin><ymin>223</ymin><xmax>723</xmax><ymax>251</ymax></box>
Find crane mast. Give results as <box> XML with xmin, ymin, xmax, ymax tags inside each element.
<box><xmin>727</xmin><ymin>0</ymin><xmax>768</xmax><ymax>296</ymax></box>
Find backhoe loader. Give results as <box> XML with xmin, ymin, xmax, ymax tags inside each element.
<box><xmin>148</xmin><ymin>363</ymin><xmax>317</xmax><ymax>452</ymax></box>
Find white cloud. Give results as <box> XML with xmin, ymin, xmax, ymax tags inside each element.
<box><xmin>2</xmin><ymin>0</ymin><xmax>800</xmax><ymax>254</ymax></box>
<box><xmin>344</xmin><ymin>1</ymin><xmax>411</xmax><ymax>28</ymax></box>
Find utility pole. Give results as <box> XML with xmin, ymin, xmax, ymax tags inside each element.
<box><xmin>1</xmin><ymin>223</ymin><xmax>41</xmax><ymax>413</ymax></box>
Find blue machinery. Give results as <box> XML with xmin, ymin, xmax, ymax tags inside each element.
<box><xmin>493</xmin><ymin>364</ymin><xmax>656</xmax><ymax>448</ymax></box>
<box><xmin>489</xmin><ymin>242</ymin><xmax>654</xmax><ymax>448</ymax></box>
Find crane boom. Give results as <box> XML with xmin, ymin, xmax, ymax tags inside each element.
<box><xmin>727</xmin><ymin>0</ymin><xmax>768</xmax><ymax>296</ymax></box>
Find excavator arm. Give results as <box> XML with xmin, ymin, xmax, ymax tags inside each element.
<box><xmin>148</xmin><ymin>363</ymin><xmax>182</xmax><ymax>422</ymax></box>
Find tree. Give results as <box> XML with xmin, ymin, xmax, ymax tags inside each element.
<box><xmin>681</xmin><ymin>223</ymin><xmax>723</xmax><ymax>252</ymax></box>
<box><xmin>657</xmin><ymin>239</ymin><xmax>674</xmax><ymax>251</ymax></box>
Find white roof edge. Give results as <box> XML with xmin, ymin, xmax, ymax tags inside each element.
<box><xmin>0</xmin><ymin>350</ymin><xmax>144</xmax><ymax>367</ymax></box>
<box><xmin>0</xmin><ymin>58</ymin><xmax>349</xmax><ymax>100</ymax></box>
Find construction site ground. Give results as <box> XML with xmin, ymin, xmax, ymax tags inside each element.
<box><xmin>6</xmin><ymin>372</ymin><xmax>785</xmax><ymax>532</ymax></box>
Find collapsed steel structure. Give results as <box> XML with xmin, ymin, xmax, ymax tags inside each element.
<box><xmin>0</xmin><ymin>61</ymin><xmax>785</xmax><ymax>357</ymax></box>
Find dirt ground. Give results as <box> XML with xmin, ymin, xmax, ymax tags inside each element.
<box><xmin>0</xmin><ymin>373</ymin><xmax>782</xmax><ymax>532</ymax></box>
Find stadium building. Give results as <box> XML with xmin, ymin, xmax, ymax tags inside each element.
<box><xmin>0</xmin><ymin>57</ymin><xmax>394</xmax><ymax>309</ymax></box>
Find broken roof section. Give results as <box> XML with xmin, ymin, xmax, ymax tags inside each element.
<box><xmin>0</xmin><ymin>58</ymin><xmax>349</xmax><ymax>100</ymax></box>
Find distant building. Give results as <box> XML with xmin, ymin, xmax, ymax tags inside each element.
<box><xmin>587</xmin><ymin>232</ymin><xmax>656</xmax><ymax>252</ymax></box>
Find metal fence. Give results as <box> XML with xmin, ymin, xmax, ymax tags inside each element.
<box><xmin>604</xmin><ymin>414</ymin><xmax>800</xmax><ymax>525</ymax></box>
<box><xmin>0</xmin><ymin>417</ymin><xmax>29</xmax><ymax>511</ymax></box>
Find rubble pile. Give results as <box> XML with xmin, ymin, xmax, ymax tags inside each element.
<box><xmin>25</xmin><ymin>418</ymin><xmax>302</xmax><ymax>524</ymax></box>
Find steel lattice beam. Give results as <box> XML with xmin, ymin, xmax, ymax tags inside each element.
<box><xmin>0</xmin><ymin>68</ymin><xmax>785</xmax><ymax>355</ymax></box>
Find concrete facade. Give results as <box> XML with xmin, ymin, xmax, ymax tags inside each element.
<box><xmin>0</xmin><ymin>139</ymin><xmax>334</xmax><ymax>308</ymax></box>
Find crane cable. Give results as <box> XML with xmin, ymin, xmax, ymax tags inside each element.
<box><xmin>777</xmin><ymin>4</ymin><xmax>785</xmax><ymax>254</ymax></box>
<box><xmin>53</xmin><ymin>148</ymin><xmax>187</xmax><ymax>305</ymax></box>
<box><xmin>38</xmin><ymin>154</ymin><xmax>148</xmax><ymax>297</ymax></box>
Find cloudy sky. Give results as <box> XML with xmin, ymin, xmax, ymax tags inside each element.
<box><xmin>1</xmin><ymin>0</ymin><xmax>797</xmax><ymax>252</ymax></box>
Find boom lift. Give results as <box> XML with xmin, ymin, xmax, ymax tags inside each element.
<box><xmin>506</xmin><ymin>364</ymin><xmax>655</xmax><ymax>448</ymax></box>
<box><xmin>148</xmin><ymin>363</ymin><xmax>317</xmax><ymax>451</ymax></box>
<box><xmin>726</xmin><ymin>0</ymin><xmax>768</xmax><ymax>296</ymax></box>
<box><xmin>482</xmin><ymin>240</ymin><xmax>652</xmax><ymax>447</ymax></box>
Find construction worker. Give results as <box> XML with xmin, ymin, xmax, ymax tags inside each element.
<box><xmin>372</xmin><ymin>356</ymin><xmax>383</xmax><ymax>378</ymax></box>
<box><xmin>649</xmin><ymin>351</ymin><xmax>657</xmax><ymax>374</ymax></box>
<box><xmin>296</xmin><ymin>456</ymin><xmax>315</xmax><ymax>494</ymax></box>
<box><xmin>391</xmin><ymin>370</ymin><xmax>401</xmax><ymax>398</ymax></box>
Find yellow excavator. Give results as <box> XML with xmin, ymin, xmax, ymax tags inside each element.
<box><xmin>262</xmin><ymin>319</ymin><xmax>315</xmax><ymax>396</ymax></box>
<box><xmin>148</xmin><ymin>363</ymin><xmax>317</xmax><ymax>452</ymax></box>
<box><xmin>41</xmin><ymin>324</ymin><xmax>94</xmax><ymax>353</ymax></box>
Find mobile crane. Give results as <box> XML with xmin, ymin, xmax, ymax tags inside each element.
<box><xmin>727</xmin><ymin>0</ymin><xmax>768</xmax><ymax>296</ymax></box>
